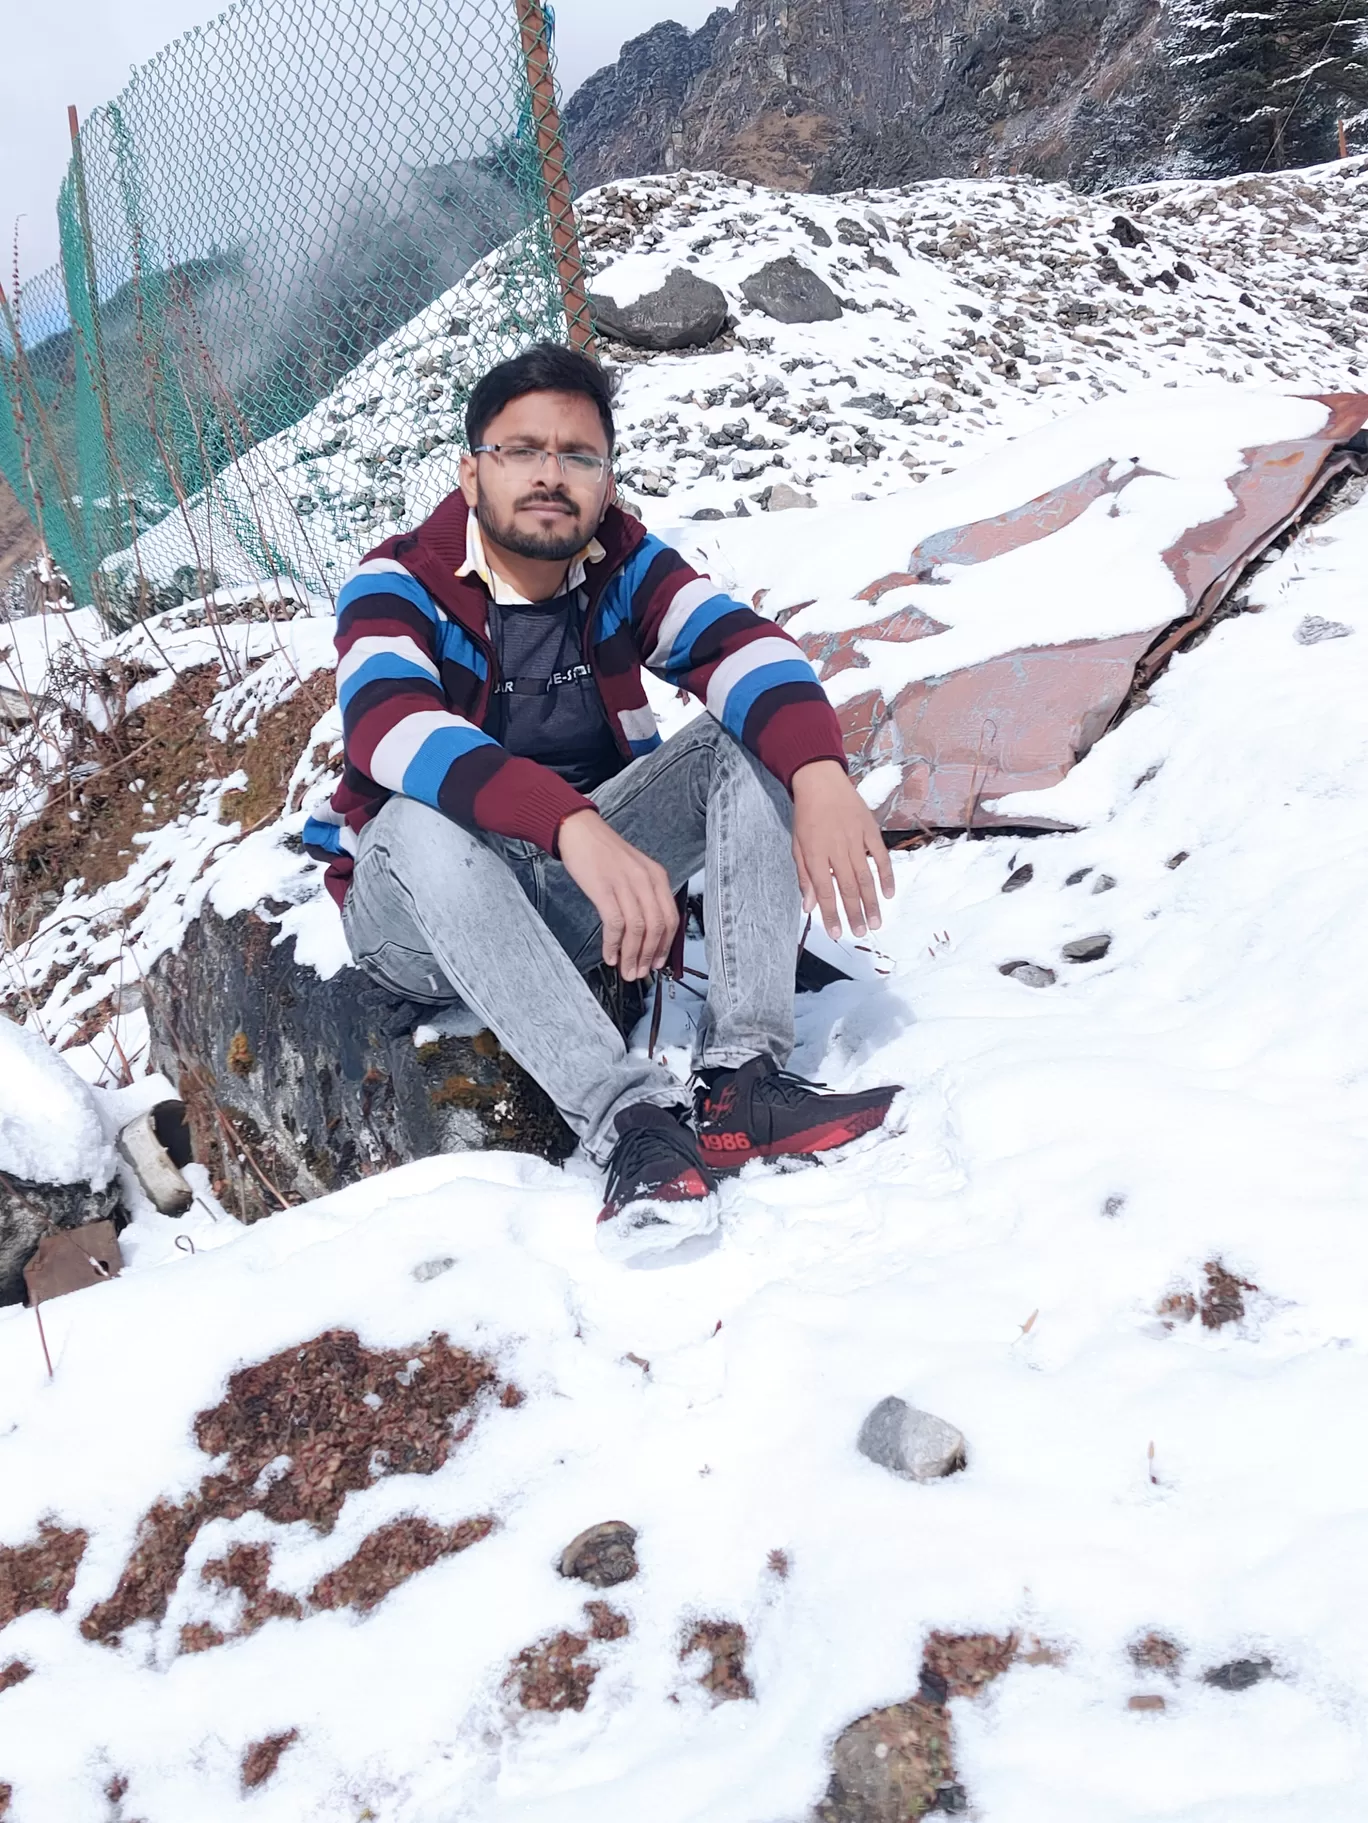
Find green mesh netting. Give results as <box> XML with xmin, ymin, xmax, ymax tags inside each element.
<box><xmin>0</xmin><ymin>0</ymin><xmax>592</xmax><ymax>621</ymax></box>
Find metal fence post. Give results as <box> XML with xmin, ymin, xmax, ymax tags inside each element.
<box><xmin>516</xmin><ymin>0</ymin><xmax>597</xmax><ymax>356</ymax></box>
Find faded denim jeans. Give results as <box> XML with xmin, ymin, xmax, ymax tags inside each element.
<box><xmin>341</xmin><ymin>716</ymin><xmax>803</xmax><ymax>1163</ymax></box>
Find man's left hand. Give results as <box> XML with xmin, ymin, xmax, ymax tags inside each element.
<box><xmin>791</xmin><ymin>759</ymin><xmax>896</xmax><ymax>941</ymax></box>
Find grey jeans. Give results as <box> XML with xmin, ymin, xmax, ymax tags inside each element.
<box><xmin>341</xmin><ymin>716</ymin><xmax>803</xmax><ymax>1163</ymax></box>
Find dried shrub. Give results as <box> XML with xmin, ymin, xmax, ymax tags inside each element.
<box><xmin>309</xmin><ymin>1515</ymin><xmax>493</xmax><ymax>1614</ymax></box>
<box><xmin>1130</xmin><ymin>1632</ymin><xmax>1184</xmax><ymax>1676</ymax></box>
<box><xmin>241</xmin><ymin>1729</ymin><xmax>298</xmax><ymax>1791</ymax></box>
<box><xmin>82</xmin><ymin>1330</ymin><xmax>505</xmax><ymax>1646</ymax></box>
<box><xmin>1156</xmin><ymin>1289</ymin><xmax>1198</xmax><ymax>1326</ymax></box>
<box><xmin>0</xmin><ymin>1521</ymin><xmax>88</xmax><ymax>1629</ymax></box>
<box><xmin>682</xmin><ymin>1620</ymin><xmax>754</xmax><ymax>1702</ymax></box>
<box><xmin>0</xmin><ymin>1661</ymin><xmax>31</xmax><ymax>1695</ymax></box>
<box><xmin>583</xmin><ymin>1601</ymin><xmax>629</xmax><ymax>1642</ymax></box>
<box><xmin>767</xmin><ymin>1547</ymin><xmax>790</xmax><ymax>1578</ymax></box>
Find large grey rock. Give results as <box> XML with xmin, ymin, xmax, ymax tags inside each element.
<box><xmin>857</xmin><ymin>1396</ymin><xmax>967</xmax><ymax>1482</ymax></box>
<box><xmin>739</xmin><ymin>257</ymin><xmax>842</xmax><ymax>325</ymax></box>
<box><xmin>145</xmin><ymin>905</ymin><xmax>577</xmax><ymax>1224</ymax></box>
<box><xmin>589</xmin><ymin>269</ymin><xmax>728</xmax><ymax>351</ymax></box>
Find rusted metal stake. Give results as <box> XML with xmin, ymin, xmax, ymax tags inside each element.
<box><xmin>1339</xmin><ymin>119</ymin><xmax>1350</xmax><ymax>160</ymax></box>
<box><xmin>516</xmin><ymin>0</ymin><xmax>596</xmax><ymax>355</ymax></box>
<box><xmin>35</xmin><ymin>1305</ymin><xmax>54</xmax><ymax>1378</ymax></box>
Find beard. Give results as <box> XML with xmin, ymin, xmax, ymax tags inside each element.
<box><xmin>475</xmin><ymin>492</ymin><xmax>591</xmax><ymax>563</ymax></box>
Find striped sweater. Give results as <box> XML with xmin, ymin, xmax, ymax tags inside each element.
<box><xmin>304</xmin><ymin>492</ymin><xmax>846</xmax><ymax>907</ymax></box>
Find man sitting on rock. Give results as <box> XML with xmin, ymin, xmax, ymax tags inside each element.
<box><xmin>306</xmin><ymin>342</ymin><xmax>901</xmax><ymax>1258</ymax></box>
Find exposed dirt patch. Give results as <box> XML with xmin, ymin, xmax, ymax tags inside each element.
<box><xmin>241</xmin><ymin>1729</ymin><xmax>298</xmax><ymax>1791</ymax></box>
<box><xmin>8</xmin><ymin>664</ymin><xmax>221</xmax><ymax>932</ymax></box>
<box><xmin>219</xmin><ymin>671</ymin><xmax>334</xmax><ymax>832</ymax></box>
<box><xmin>81</xmin><ymin>1330</ymin><xmax>506</xmax><ymax>1646</ymax></box>
<box><xmin>509</xmin><ymin>1603</ymin><xmax>630</xmax><ymax>1713</ymax></box>
<box><xmin>0</xmin><ymin>1660</ymin><xmax>31</xmax><ymax>1695</ymax></box>
<box><xmin>309</xmin><ymin>1515</ymin><xmax>494</xmax><ymax>1614</ymax></box>
<box><xmin>0</xmin><ymin>1520</ymin><xmax>88</xmax><ymax>1630</ymax></box>
<box><xmin>682</xmin><ymin>1619</ymin><xmax>754</xmax><ymax>1702</ymax></box>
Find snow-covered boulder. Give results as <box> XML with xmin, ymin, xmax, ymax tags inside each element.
<box><xmin>0</xmin><ymin>1017</ymin><xmax>121</xmax><ymax>1304</ymax></box>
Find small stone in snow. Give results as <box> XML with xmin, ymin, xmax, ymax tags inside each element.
<box><xmin>412</xmin><ymin>1257</ymin><xmax>455</xmax><ymax>1282</ymax></box>
<box><xmin>689</xmin><ymin>507</ymin><xmax>726</xmax><ymax>520</ymax></box>
<box><xmin>559</xmin><ymin>1521</ymin><xmax>638</xmax><ymax>1588</ymax></box>
<box><xmin>1203</xmin><ymin>1657</ymin><xmax>1273</xmax><ymax>1692</ymax></box>
<box><xmin>764</xmin><ymin>482</ymin><xmax>816</xmax><ymax>511</ymax></box>
<box><xmin>1295</xmin><ymin>615</ymin><xmax>1353</xmax><ymax>645</ymax></box>
<box><xmin>1128</xmin><ymin>1694</ymin><xmax>1167</xmax><ymax>1713</ymax></box>
<box><xmin>1065</xmin><ymin>867</ymin><xmax>1093</xmax><ymax>886</ymax></box>
<box><xmin>1091</xmin><ymin>874</ymin><xmax>1117</xmax><ymax>894</ymax></box>
<box><xmin>1002</xmin><ymin>863</ymin><xmax>1034</xmax><ymax>892</ymax></box>
<box><xmin>1166</xmin><ymin>852</ymin><xmax>1190</xmax><ymax>869</ymax></box>
<box><xmin>857</xmin><ymin>1395</ymin><xmax>967</xmax><ymax>1482</ymax></box>
<box><xmin>999</xmin><ymin>961</ymin><xmax>1056</xmax><ymax>988</ymax></box>
<box><xmin>1062</xmin><ymin>933</ymin><xmax>1112</xmax><ymax>963</ymax></box>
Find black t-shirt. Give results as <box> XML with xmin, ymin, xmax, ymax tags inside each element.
<box><xmin>486</xmin><ymin>587</ymin><xmax>623</xmax><ymax>796</ymax></box>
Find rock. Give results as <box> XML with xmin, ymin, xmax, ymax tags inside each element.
<box><xmin>1128</xmin><ymin>1693</ymin><xmax>1166</xmax><ymax>1713</ymax></box>
<box><xmin>765</xmin><ymin>482</ymin><xmax>817</xmax><ymax>511</ymax></box>
<box><xmin>1203</xmin><ymin>1656</ymin><xmax>1273</xmax><ymax>1692</ymax></box>
<box><xmin>857</xmin><ymin>1396</ymin><xmax>966</xmax><ymax>1482</ymax></box>
<box><xmin>821</xmin><ymin>1698</ymin><xmax>955</xmax><ymax>1823</ymax></box>
<box><xmin>559</xmin><ymin>1520</ymin><xmax>639</xmax><ymax>1588</ymax></box>
<box><xmin>1091</xmin><ymin>874</ymin><xmax>1117</xmax><ymax>894</ymax></box>
<box><xmin>689</xmin><ymin>507</ymin><xmax>727</xmax><ymax>520</ymax></box>
<box><xmin>1295</xmin><ymin>615</ymin><xmax>1353</xmax><ymax>644</ymax></box>
<box><xmin>999</xmin><ymin>961</ymin><xmax>1056</xmax><ymax>989</ymax></box>
<box><xmin>739</xmin><ymin>256</ymin><xmax>843</xmax><ymax>325</ymax></box>
<box><xmin>589</xmin><ymin>268</ymin><xmax>728</xmax><ymax>350</ymax></box>
<box><xmin>1062</xmin><ymin>933</ymin><xmax>1112</xmax><ymax>963</ymax></box>
<box><xmin>1065</xmin><ymin>867</ymin><xmax>1093</xmax><ymax>886</ymax></box>
<box><xmin>1165</xmin><ymin>851</ymin><xmax>1190</xmax><ymax>869</ymax></box>
<box><xmin>1</xmin><ymin>1017</ymin><xmax>123</xmax><ymax>1306</ymax></box>
<box><xmin>146</xmin><ymin>905</ymin><xmax>575</xmax><ymax>1225</ymax></box>
<box><xmin>1002</xmin><ymin>863</ymin><xmax>1034</xmax><ymax>892</ymax></box>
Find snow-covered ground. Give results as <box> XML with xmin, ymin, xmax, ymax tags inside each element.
<box><xmin>3</xmin><ymin>157</ymin><xmax>1368</xmax><ymax>1820</ymax></box>
<box><xmin>96</xmin><ymin>158</ymin><xmax>1368</xmax><ymax>596</ymax></box>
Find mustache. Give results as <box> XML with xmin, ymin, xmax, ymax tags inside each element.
<box><xmin>514</xmin><ymin>489</ymin><xmax>579</xmax><ymax>514</ymax></box>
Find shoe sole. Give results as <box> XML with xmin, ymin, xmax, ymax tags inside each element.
<box><xmin>699</xmin><ymin>1100</ymin><xmax>894</xmax><ymax>1176</ymax></box>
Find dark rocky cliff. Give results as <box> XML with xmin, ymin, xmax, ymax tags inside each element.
<box><xmin>565</xmin><ymin>0</ymin><xmax>1181</xmax><ymax>196</ymax></box>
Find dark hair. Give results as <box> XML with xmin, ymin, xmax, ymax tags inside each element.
<box><xmin>465</xmin><ymin>341</ymin><xmax>616</xmax><ymax>453</ymax></box>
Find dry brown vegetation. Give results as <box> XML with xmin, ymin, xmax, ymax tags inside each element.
<box><xmin>241</xmin><ymin>1729</ymin><xmax>298</xmax><ymax>1791</ymax></box>
<box><xmin>509</xmin><ymin>1603</ymin><xmax>631</xmax><ymax>1713</ymax></box>
<box><xmin>80</xmin><ymin>1329</ymin><xmax>507</xmax><ymax>1647</ymax></box>
<box><xmin>0</xmin><ymin>1520</ymin><xmax>88</xmax><ymax>1630</ymax></box>
<box><xmin>682</xmin><ymin>1619</ymin><xmax>753</xmax><ymax>1702</ymax></box>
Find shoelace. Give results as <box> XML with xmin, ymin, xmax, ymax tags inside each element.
<box><xmin>752</xmin><ymin>1066</ymin><xmax>831</xmax><ymax>1106</ymax></box>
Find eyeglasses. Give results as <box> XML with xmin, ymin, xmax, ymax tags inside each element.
<box><xmin>472</xmin><ymin>444</ymin><xmax>610</xmax><ymax>483</ymax></box>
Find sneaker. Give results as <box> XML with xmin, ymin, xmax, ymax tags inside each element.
<box><xmin>694</xmin><ymin>1054</ymin><xmax>902</xmax><ymax>1173</ymax></box>
<box><xmin>596</xmin><ymin>1103</ymin><xmax>721</xmax><ymax>1263</ymax></box>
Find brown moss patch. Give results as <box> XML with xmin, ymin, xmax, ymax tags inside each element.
<box><xmin>220</xmin><ymin>672</ymin><xmax>334</xmax><ymax>832</ymax></box>
<box><xmin>178</xmin><ymin>1542</ymin><xmax>304</xmax><ymax>1654</ymax></box>
<box><xmin>682</xmin><ymin>1620</ymin><xmax>753</xmax><ymax>1702</ymax></box>
<box><xmin>0</xmin><ymin>1520</ymin><xmax>88</xmax><ymax>1629</ymax></box>
<box><xmin>82</xmin><ymin>1330</ymin><xmax>507</xmax><ymax>1646</ymax></box>
<box><xmin>922</xmin><ymin>1630</ymin><xmax>1019</xmax><ymax>1701</ymax></box>
<box><xmin>241</xmin><ymin>1729</ymin><xmax>298</xmax><ymax>1791</ymax></box>
<box><xmin>1200</xmin><ymin>1260</ymin><xmax>1257</xmax><ymax>1330</ymax></box>
<box><xmin>509</xmin><ymin>1603</ymin><xmax>630</xmax><ymax>1714</ymax></box>
<box><xmin>0</xmin><ymin>1660</ymin><xmax>31</xmax><ymax>1695</ymax></box>
<box><xmin>1130</xmin><ymin>1632</ymin><xmax>1184</xmax><ymax>1676</ymax></box>
<box><xmin>308</xmin><ymin>1515</ymin><xmax>494</xmax><ymax>1614</ymax></box>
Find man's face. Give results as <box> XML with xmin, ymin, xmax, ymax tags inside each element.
<box><xmin>459</xmin><ymin>388</ymin><xmax>615</xmax><ymax>563</ymax></box>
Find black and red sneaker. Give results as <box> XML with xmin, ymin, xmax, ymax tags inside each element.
<box><xmin>694</xmin><ymin>1055</ymin><xmax>902</xmax><ymax>1173</ymax></box>
<box><xmin>596</xmin><ymin>1103</ymin><xmax>721</xmax><ymax>1263</ymax></box>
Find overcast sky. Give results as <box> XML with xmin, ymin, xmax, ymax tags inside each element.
<box><xmin>0</xmin><ymin>0</ymin><xmax>730</xmax><ymax>284</ymax></box>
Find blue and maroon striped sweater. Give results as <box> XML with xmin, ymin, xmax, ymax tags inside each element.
<box><xmin>304</xmin><ymin>492</ymin><xmax>846</xmax><ymax>907</ymax></box>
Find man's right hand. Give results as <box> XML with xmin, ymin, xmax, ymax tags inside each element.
<box><xmin>556</xmin><ymin>809</ymin><xmax>678</xmax><ymax>982</ymax></box>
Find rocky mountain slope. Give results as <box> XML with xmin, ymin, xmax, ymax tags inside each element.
<box><xmin>565</xmin><ymin>0</ymin><xmax>1182</xmax><ymax>196</ymax></box>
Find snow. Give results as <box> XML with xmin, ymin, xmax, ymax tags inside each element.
<box><xmin>3</xmin><ymin>158</ymin><xmax>1368</xmax><ymax>1819</ymax></box>
<box><xmin>0</xmin><ymin>1015</ymin><xmax>114</xmax><ymax>1188</ymax></box>
<box><xmin>2</xmin><ymin>469</ymin><xmax>1368</xmax><ymax>1820</ymax></box>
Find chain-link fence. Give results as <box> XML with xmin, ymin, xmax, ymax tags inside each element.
<box><xmin>0</xmin><ymin>0</ymin><xmax>592</xmax><ymax>620</ymax></box>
